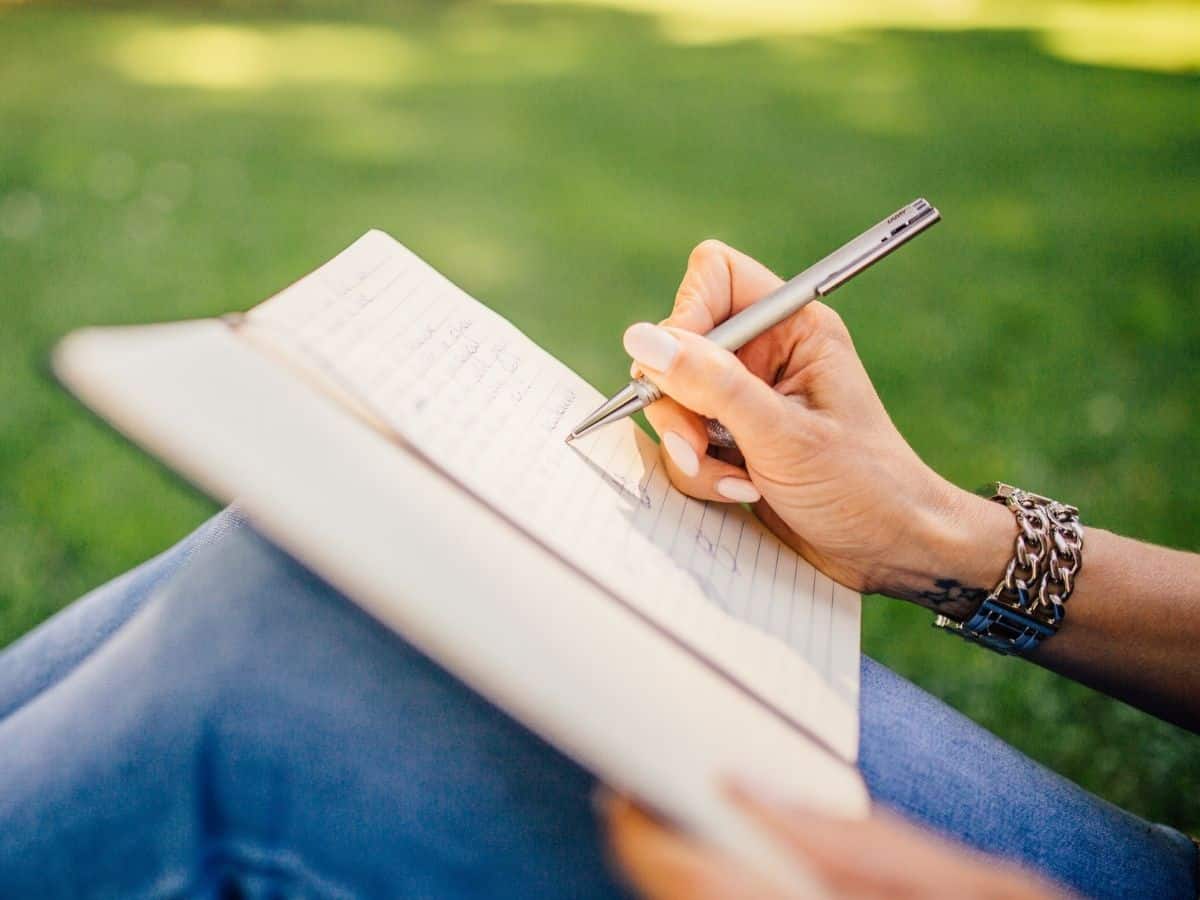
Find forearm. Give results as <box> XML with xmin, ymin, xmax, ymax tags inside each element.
<box><xmin>631</xmin><ymin>239</ymin><xmax>1198</xmax><ymax>731</ymax></box>
<box><xmin>1029</xmin><ymin>527</ymin><xmax>1200</xmax><ymax>731</ymax></box>
<box><xmin>906</xmin><ymin>489</ymin><xmax>1200</xmax><ymax>731</ymax></box>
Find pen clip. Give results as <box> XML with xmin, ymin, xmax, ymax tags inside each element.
<box><xmin>815</xmin><ymin>202</ymin><xmax>940</xmax><ymax>296</ymax></box>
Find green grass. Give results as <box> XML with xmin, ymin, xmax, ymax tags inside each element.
<box><xmin>1</xmin><ymin>2</ymin><xmax>1198</xmax><ymax>831</ymax></box>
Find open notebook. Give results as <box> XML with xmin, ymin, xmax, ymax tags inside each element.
<box><xmin>54</xmin><ymin>231</ymin><xmax>867</xmax><ymax>881</ymax></box>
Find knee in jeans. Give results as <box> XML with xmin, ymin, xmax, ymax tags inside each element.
<box><xmin>146</xmin><ymin>525</ymin><xmax>330</xmax><ymax>655</ymax></box>
<box><xmin>123</xmin><ymin>526</ymin><xmax>352</xmax><ymax>729</ymax></box>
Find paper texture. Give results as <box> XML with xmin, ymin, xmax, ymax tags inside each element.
<box><xmin>248</xmin><ymin>230</ymin><xmax>860</xmax><ymax>759</ymax></box>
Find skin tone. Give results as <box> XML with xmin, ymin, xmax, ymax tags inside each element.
<box><xmin>606</xmin><ymin>239</ymin><xmax>1200</xmax><ymax>897</ymax></box>
<box><xmin>604</xmin><ymin>787</ymin><xmax>1068</xmax><ymax>899</ymax></box>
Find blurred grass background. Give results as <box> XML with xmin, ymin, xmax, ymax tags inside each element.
<box><xmin>1</xmin><ymin>0</ymin><xmax>1198</xmax><ymax>831</ymax></box>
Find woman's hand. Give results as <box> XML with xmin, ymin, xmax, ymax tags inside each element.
<box><xmin>604</xmin><ymin>787</ymin><xmax>1070</xmax><ymax>899</ymax></box>
<box><xmin>626</xmin><ymin>240</ymin><xmax>1012</xmax><ymax>610</ymax></box>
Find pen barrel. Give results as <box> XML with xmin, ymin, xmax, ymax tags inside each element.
<box><xmin>704</xmin><ymin>274</ymin><xmax>823</xmax><ymax>351</ymax></box>
<box><xmin>571</xmin><ymin>200</ymin><xmax>939</xmax><ymax>443</ymax></box>
<box><xmin>633</xmin><ymin>378</ymin><xmax>663</xmax><ymax>405</ymax></box>
<box><xmin>702</xmin><ymin>198</ymin><xmax>939</xmax><ymax>352</ymax></box>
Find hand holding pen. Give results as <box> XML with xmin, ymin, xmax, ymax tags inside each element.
<box><xmin>568</xmin><ymin>202</ymin><xmax>1014</xmax><ymax>610</ymax></box>
<box><xmin>567</xmin><ymin>199</ymin><xmax>939</xmax><ymax>443</ymax></box>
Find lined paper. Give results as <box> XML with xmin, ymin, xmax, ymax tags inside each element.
<box><xmin>247</xmin><ymin>230</ymin><xmax>860</xmax><ymax>758</ymax></box>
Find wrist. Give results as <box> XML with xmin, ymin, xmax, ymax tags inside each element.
<box><xmin>884</xmin><ymin>480</ymin><xmax>1015</xmax><ymax>617</ymax></box>
<box><xmin>941</xmin><ymin>486</ymin><xmax>1017</xmax><ymax>593</ymax></box>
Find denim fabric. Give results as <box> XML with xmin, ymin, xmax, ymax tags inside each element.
<box><xmin>0</xmin><ymin>511</ymin><xmax>1194</xmax><ymax>899</ymax></box>
<box><xmin>0</xmin><ymin>511</ymin><xmax>240</xmax><ymax>723</ymax></box>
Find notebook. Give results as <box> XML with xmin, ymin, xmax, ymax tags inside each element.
<box><xmin>53</xmin><ymin>231</ymin><xmax>868</xmax><ymax>882</ymax></box>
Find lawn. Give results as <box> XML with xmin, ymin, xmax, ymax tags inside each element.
<box><xmin>1</xmin><ymin>1</ymin><xmax>1198</xmax><ymax>831</ymax></box>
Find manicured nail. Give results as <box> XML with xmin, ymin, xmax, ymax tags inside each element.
<box><xmin>717</xmin><ymin>477</ymin><xmax>760</xmax><ymax>503</ymax></box>
<box><xmin>662</xmin><ymin>431</ymin><xmax>700</xmax><ymax>477</ymax></box>
<box><xmin>623</xmin><ymin>323</ymin><xmax>679</xmax><ymax>372</ymax></box>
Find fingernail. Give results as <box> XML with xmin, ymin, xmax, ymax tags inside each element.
<box><xmin>662</xmin><ymin>431</ymin><xmax>700</xmax><ymax>477</ymax></box>
<box><xmin>623</xmin><ymin>323</ymin><xmax>679</xmax><ymax>372</ymax></box>
<box><xmin>717</xmin><ymin>477</ymin><xmax>760</xmax><ymax>503</ymax></box>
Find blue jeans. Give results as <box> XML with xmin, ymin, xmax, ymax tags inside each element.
<box><xmin>0</xmin><ymin>510</ymin><xmax>1194</xmax><ymax>899</ymax></box>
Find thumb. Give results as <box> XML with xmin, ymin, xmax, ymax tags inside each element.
<box><xmin>623</xmin><ymin>322</ymin><xmax>786</xmax><ymax>444</ymax></box>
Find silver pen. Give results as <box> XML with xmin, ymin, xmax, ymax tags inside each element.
<box><xmin>565</xmin><ymin>197</ymin><xmax>941</xmax><ymax>444</ymax></box>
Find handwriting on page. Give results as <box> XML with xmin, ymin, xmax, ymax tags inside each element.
<box><xmin>249</xmin><ymin>230</ymin><xmax>860</xmax><ymax>753</ymax></box>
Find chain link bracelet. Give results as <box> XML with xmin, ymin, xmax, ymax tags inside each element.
<box><xmin>934</xmin><ymin>483</ymin><xmax>1084</xmax><ymax>655</ymax></box>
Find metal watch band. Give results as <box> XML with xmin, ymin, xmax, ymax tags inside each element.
<box><xmin>934</xmin><ymin>483</ymin><xmax>1084</xmax><ymax>656</ymax></box>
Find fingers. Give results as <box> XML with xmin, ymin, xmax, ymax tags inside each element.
<box><xmin>607</xmin><ymin>785</ymin><xmax>1064</xmax><ymax>900</ymax></box>
<box><xmin>604</xmin><ymin>794</ymin><xmax>798</xmax><ymax>900</ymax></box>
<box><xmin>724</xmin><ymin>782</ymin><xmax>901</xmax><ymax>884</ymax></box>
<box><xmin>723</xmin><ymin>782</ymin><xmax>1069</xmax><ymax>900</ymax></box>
<box><xmin>654</xmin><ymin>240</ymin><xmax>864</xmax><ymax>395</ymax></box>
<box><xmin>624</xmin><ymin>322</ymin><xmax>791</xmax><ymax>447</ymax></box>
<box><xmin>727</xmin><ymin>780</ymin><xmax>959</xmax><ymax>880</ymax></box>
<box><xmin>644</xmin><ymin>397</ymin><xmax>762</xmax><ymax>504</ymax></box>
<box><xmin>665</xmin><ymin>239</ymin><xmax>785</xmax><ymax>335</ymax></box>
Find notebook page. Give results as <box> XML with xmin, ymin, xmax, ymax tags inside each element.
<box><xmin>247</xmin><ymin>230</ymin><xmax>861</xmax><ymax>760</ymax></box>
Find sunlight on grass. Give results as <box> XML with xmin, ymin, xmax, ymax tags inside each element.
<box><xmin>500</xmin><ymin>0</ymin><xmax>1200</xmax><ymax>72</ymax></box>
<box><xmin>108</xmin><ymin>23</ymin><xmax>416</xmax><ymax>89</ymax></box>
<box><xmin>1044</xmin><ymin>5</ymin><xmax>1200</xmax><ymax>73</ymax></box>
<box><xmin>102</xmin><ymin>14</ymin><xmax>590</xmax><ymax>92</ymax></box>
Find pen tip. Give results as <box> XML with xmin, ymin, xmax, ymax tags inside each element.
<box><xmin>564</xmin><ymin>433</ymin><xmax>576</xmax><ymax>445</ymax></box>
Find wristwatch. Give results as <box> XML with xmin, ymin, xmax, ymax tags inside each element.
<box><xmin>934</xmin><ymin>483</ymin><xmax>1084</xmax><ymax>655</ymax></box>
